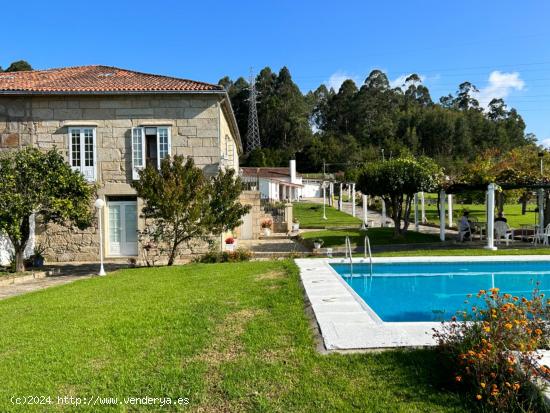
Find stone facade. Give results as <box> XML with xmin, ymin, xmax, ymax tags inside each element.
<box><xmin>234</xmin><ymin>191</ymin><xmax>262</xmax><ymax>240</ymax></box>
<box><xmin>0</xmin><ymin>94</ymin><xmax>241</xmax><ymax>263</ymax></box>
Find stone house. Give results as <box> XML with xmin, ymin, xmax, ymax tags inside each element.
<box><xmin>240</xmin><ymin>160</ymin><xmax>303</xmax><ymax>202</ymax></box>
<box><xmin>0</xmin><ymin>65</ymin><xmax>258</xmax><ymax>263</ymax></box>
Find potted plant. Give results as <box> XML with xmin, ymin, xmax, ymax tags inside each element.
<box><xmin>261</xmin><ymin>219</ymin><xmax>272</xmax><ymax>237</ymax></box>
<box><xmin>313</xmin><ymin>238</ymin><xmax>324</xmax><ymax>249</ymax></box>
<box><xmin>292</xmin><ymin>218</ymin><xmax>300</xmax><ymax>231</ymax></box>
<box><xmin>224</xmin><ymin>236</ymin><xmax>236</xmax><ymax>251</ymax></box>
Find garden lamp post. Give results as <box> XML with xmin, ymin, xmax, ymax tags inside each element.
<box><xmin>94</xmin><ymin>198</ymin><xmax>106</xmax><ymax>276</ymax></box>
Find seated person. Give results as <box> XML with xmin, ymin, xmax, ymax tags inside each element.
<box><xmin>495</xmin><ymin>212</ymin><xmax>507</xmax><ymax>223</ymax></box>
<box><xmin>459</xmin><ymin>211</ymin><xmax>471</xmax><ymax>241</ymax></box>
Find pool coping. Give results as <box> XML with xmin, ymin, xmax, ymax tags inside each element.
<box><xmin>295</xmin><ymin>255</ymin><xmax>550</xmax><ymax>350</ymax></box>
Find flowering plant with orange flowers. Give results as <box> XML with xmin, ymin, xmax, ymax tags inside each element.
<box><xmin>434</xmin><ymin>287</ymin><xmax>549</xmax><ymax>412</ymax></box>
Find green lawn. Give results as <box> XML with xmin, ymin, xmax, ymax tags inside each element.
<box><xmin>424</xmin><ymin>202</ymin><xmax>538</xmax><ymax>228</ymax></box>
<box><xmin>294</xmin><ymin>202</ymin><xmax>361</xmax><ymax>229</ymax></box>
<box><xmin>300</xmin><ymin>228</ymin><xmax>440</xmax><ymax>248</ymax></box>
<box><xmin>0</xmin><ymin>261</ymin><xmax>468</xmax><ymax>412</ymax></box>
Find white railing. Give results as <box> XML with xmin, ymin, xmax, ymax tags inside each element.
<box><xmin>345</xmin><ymin>236</ymin><xmax>353</xmax><ymax>277</ymax></box>
<box><xmin>364</xmin><ymin>234</ymin><xmax>373</xmax><ymax>278</ymax></box>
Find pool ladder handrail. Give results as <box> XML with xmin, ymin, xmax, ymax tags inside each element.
<box><xmin>344</xmin><ymin>236</ymin><xmax>353</xmax><ymax>276</ymax></box>
<box><xmin>364</xmin><ymin>234</ymin><xmax>373</xmax><ymax>278</ymax></box>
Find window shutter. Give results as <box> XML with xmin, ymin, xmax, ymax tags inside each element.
<box><xmin>131</xmin><ymin>127</ymin><xmax>145</xmax><ymax>180</ymax></box>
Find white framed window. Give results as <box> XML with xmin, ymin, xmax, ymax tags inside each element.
<box><xmin>131</xmin><ymin>127</ymin><xmax>145</xmax><ymax>180</ymax></box>
<box><xmin>68</xmin><ymin>127</ymin><xmax>97</xmax><ymax>182</ymax></box>
<box><xmin>157</xmin><ymin>127</ymin><xmax>171</xmax><ymax>168</ymax></box>
<box><xmin>131</xmin><ymin>126</ymin><xmax>171</xmax><ymax>180</ymax></box>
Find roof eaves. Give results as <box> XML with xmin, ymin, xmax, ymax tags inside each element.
<box><xmin>0</xmin><ymin>89</ymin><xmax>226</xmax><ymax>95</ymax></box>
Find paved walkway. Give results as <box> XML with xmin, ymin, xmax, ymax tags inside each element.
<box><xmin>0</xmin><ymin>263</ymin><xmax>128</xmax><ymax>301</ymax></box>
<box><xmin>239</xmin><ymin>235</ymin><xmax>309</xmax><ymax>257</ymax></box>
<box><xmin>0</xmin><ymin>274</ymin><xmax>92</xmax><ymax>301</ymax></box>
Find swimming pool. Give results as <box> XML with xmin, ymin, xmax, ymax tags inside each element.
<box><xmin>331</xmin><ymin>260</ymin><xmax>550</xmax><ymax>322</ymax></box>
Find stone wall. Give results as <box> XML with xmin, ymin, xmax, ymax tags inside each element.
<box><xmin>36</xmin><ymin>221</ymin><xmax>99</xmax><ymax>263</ymax></box>
<box><xmin>0</xmin><ymin>94</ymin><xmax>231</xmax><ymax>177</ymax></box>
<box><xmin>0</xmin><ymin>94</ymin><xmax>240</xmax><ymax>263</ymax></box>
<box><xmin>234</xmin><ymin>191</ymin><xmax>262</xmax><ymax>240</ymax></box>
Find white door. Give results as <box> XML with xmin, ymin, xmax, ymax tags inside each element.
<box><xmin>108</xmin><ymin>201</ymin><xmax>138</xmax><ymax>256</ymax></box>
<box><xmin>241</xmin><ymin>212</ymin><xmax>254</xmax><ymax>240</ymax></box>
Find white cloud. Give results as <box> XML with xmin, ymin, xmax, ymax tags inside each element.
<box><xmin>324</xmin><ymin>71</ymin><xmax>360</xmax><ymax>92</ymax></box>
<box><xmin>390</xmin><ymin>74</ymin><xmax>409</xmax><ymax>89</ymax></box>
<box><xmin>476</xmin><ymin>71</ymin><xmax>525</xmax><ymax>108</ymax></box>
<box><xmin>540</xmin><ymin>138</ymin><xmax>550</xmax><ymax>148</ymax></box>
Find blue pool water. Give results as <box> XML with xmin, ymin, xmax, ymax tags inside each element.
<box><xmin>331</xmin><ymin>261</ymin><xmax>550</xmax><ymax>322</ymax></box>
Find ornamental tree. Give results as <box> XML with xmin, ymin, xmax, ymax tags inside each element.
<box><xmin>132</xmin><ymin>156</ymin><xmax>250</xmax><ymax>266</ymax></box>
<box><xmin>208</xmin><ymin>167</ymin><xmax>251</xmax><ymax>244</ymax></box>
<box><xmin>0</xmin><ymin>148</ymin><xmax>94</xmax><ymax>272</ymax></box>
<box><xmin>357</xmin><ymin>157</ymin><xmax>442</xmax><ymax>236</ymax></box>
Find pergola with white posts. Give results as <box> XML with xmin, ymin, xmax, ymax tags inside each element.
<box><xmin>321</xmin><ymin>180</ymin><xmax>341</xmax><ymax>220</ymax></box>
<box><xmin>436</xmin><ymin>181</ymin><xmax>550</xmax><ymax>250</ymax></box>
<box><xmin>336</xmin><ymin>182</ymin><xmax>356</xmax><ymax>212</ymax></box>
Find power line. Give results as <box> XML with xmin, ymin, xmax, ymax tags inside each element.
<box><xmin>246</xmin><ymin>68</ymin><xmax>261</xmax><ymax>154</ymax></box>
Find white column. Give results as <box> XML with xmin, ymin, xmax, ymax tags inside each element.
<box><xmin>420</xmin><ymin>191</ymin><xmax>426</xmax><ymax>223</ymax></box>
<box><xmin>439</xmin><ymin>190</ymin><xmax>446</xmax><ymax>241</ymax></box>
<box><xmin>329</xmin><ymin>182</ymin><xmax>334</xmax><ymax>206</ymax></box>
<box><xmin>485</xmin><ymin>183</ymin><xmax>497</xmax><ymax>250</ymax></box>
<box><xmin>322</xmin><ymin>183</ymin><xmax>327</xmax><ymax>220</ymax></box>
<box><xmin>338</xmin><ymin>183</ymin><xmax>343</xmax><ymax>211</ymax></box>
<box><xmin>348</xmin><ymin>184</ymin><xmax>351</xmax><ymax>200</ymax></box>
<box><xmin>351</xmin><ymin>183</ymin><xmax>356</xmax><ymax>217</ymax></box>
<box><xmin>539</xmin><ymin>188</ymin><xmax>545</xmax><ymax>233</ymax></box>
<box><xmin>448</xmin><ymin>194</ymin><xmax>453</xmax><ymax>227</ymax></box>
<box><xmin>362</xmin><ymin>194</ymin><xmax>368</xmax><ymax>229</ymax></box>
<box><xmin>485</xmin><ymin>191</ymin><xmax>489</xmax><ymax>222</ymax></box>
<box><xmin>381</xmin><ymin>199</ymin><xmax>387</xmax><ymax>228</ymax></box>
<box><xmin>414</xmin><ymin>193</ymin><xmax>419</xmax><ymax>232</ymax></box>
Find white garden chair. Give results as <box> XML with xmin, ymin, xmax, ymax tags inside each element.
<box><xmin>532</xmin><ymin>224</ymin><xmax>550</xmax><ymax>245</ymax></box>
<box><xmin>494</xmin><ymin>221</ymin><xmax>513</xmax><ymax>246</ymax></box>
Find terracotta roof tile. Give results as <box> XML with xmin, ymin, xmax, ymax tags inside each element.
<box><xmin>0</xmin><ymin>65</ymin><xmax>223</xmax><ymax>93</ymax></box>
<box><xmin>240</xmin><ymin>167</ymin><xmax>302</xmax><ymax>179</ymax></box>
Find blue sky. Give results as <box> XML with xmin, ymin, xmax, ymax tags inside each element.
<box><xmin>3</xmin><ymin>0</ymin><xmax>550</xmax><ymax>144</ymax></box>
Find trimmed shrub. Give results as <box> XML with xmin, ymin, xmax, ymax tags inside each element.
<box><xmin>194</xmin><ymin>248</ymin><xmax>252</xmax><ymax>264</ymax></box>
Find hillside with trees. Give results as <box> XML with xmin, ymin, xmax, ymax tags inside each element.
<box><xmin>220</xmin><ymin>68</ymin><xmax>535</xmax><ymax>174</ymax></box>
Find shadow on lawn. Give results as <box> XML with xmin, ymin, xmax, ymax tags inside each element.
<box><xmin>363</xmin><ymin>348</ymin><xmax>466</xmax><ymax>408</ymax></box>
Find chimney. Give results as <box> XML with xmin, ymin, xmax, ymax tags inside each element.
<box><xmin>289</xmin><ymin>159</ymin><xmax>297</xmax><ymax>183</ymax></box>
